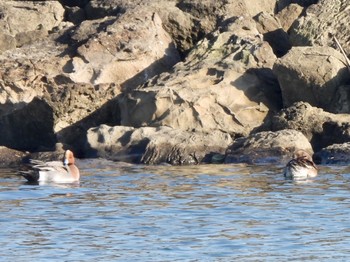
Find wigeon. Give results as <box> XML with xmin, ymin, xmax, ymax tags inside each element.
<box><xmin>19</xmin><ymin>150</ymin><xmax>80</xmax><ymax>183</ymax></box>
<box><xmin>284</xmin><ymin>149</ymin><xmax>318</xmax><ymax>180</ymax></box>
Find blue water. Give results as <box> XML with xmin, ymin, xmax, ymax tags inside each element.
<box><xmin>1</xmin><ymin>160</ymin><xmax>350</xmax><ymax>261</ymax></box>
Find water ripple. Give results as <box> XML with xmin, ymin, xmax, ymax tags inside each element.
<box><xmin>1</xmin><ymin>163</ymin><xmax>350</xmax><ymax>261</ymax></box>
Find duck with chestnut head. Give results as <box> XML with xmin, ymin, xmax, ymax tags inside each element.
<box><xmin>284</xmin><ymin>150</ymin><xmax>318</xmax><ymax>180</ymax></box>
<box><xmin>19</xmin><ymin>150</ymin><xmax>80</xmax><ymax>183</ymax></box>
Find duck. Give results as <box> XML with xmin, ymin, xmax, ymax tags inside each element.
<box><xmin>19</xmin><ymin>150</ymin><xmax>80</xmax><ymax>183</ymax></box>
<box><xmin>284</xmin><ymin>149</ymin><xmax>318</xmax><ymax>180</ymax></box>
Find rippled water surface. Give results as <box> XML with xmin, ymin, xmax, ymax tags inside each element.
<box><xmin>1</xmin><ymin>160</ymin><xmax>350</xmax><ymax>261</ymax></box>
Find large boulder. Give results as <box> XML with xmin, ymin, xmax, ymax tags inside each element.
<box><xmin>119</xmin><ymin>16</ymin><xmax>281</xmax><ymax>137</ymax></box>
<box><xmin>225</xmin><ymin>129</ymin><xmax>313</xmax><ymax>164</ymax></box>
<box><xmin>85</xmin><ymin>0</ymin><xmax>197</xmax><ymax>56</ymax></box>
<box><xmin>86</xmin><ymin>125</ymin><xmax>232</xmax><ymax>165</ymax></box>
<box><xmin>272</xmin><ymin>102</ymin><xmax>350</xmax><ymax>151</ymax></box>
<box><xmin>69</xmin><ymin>9</ymin><xmax>180</xmax><ymax>86</ymax></box>
<box><xmin>290</xmin><ymin>0</ymin><xmax>350</xmax><ymax>55</ymax></box>
<box><xmin>174</xmin><ymin>0</ymin><xmax>276</xmax><ymax>55</ymax></box>
<box><xmin>273</xmin><ymin>46</ymin><xmax>350</xmax><ymax>112</ymax></box>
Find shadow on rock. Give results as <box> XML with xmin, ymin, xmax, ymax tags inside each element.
<box><xmin>0</xmin><ymin>98</ymin><xmax>56</xmax><ymax>151</ymax></box>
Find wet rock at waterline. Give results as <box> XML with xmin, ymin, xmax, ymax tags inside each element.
<box><xmin>0</xmin><ymin>146</ymin><xmax>28</xmax><ymax>168</ymax></box>
<box><xmin>314</xmin><ymin>143</ymin><xmax>350</xmax><ymax>165</ymax></box>
<box><xmin>86</xmin><ymin>125</ymin><xmax>232</xmax><ymax>165</ymax></box>
<box><xmin>225</xmin><ymin>129</ymin><xmax>313</xmax><ymax>164</ymax></box>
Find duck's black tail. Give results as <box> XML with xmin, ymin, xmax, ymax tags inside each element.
<box><xmin>18</xmin><ymin>171</ymin><xmax>40</xmax><ymax>182</ymax></box>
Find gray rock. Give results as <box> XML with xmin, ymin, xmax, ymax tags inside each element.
<box><xmin>86</xmin><ymin>125</ymin><xmax>232</xmax><ymax>165</ymax></box>
<box><xmin>0</xmin><ymin>146</ymin><xmax>27</xmax><ymax>168</ymax></box>
<box><xmin>0</xmin><ymin>98</ymin><xmax>56</xmax><ymax>151</ymax></box>
<box><xmin>26</xmin><ymin>143</ymin><xmax>67</xmax><ymax>163</ymax></box>
<box><xmin>15</xmin><ymin>29</ymin><xmax>48</xmax><ymax>48</ymax></box>
<box><xmin>225</xmin><ymin>129</ymin><xmax>313</xmax><ymax>164</ymax></box>
<box><xmin>65</xmin><ymin>6</ymin><xmax>86</xmax><ymax>25</ymax></box>
<box><xmin>314</xmin><ymin>143</ymin><xmax>350</xmax><ymax>165</ymax></box>
<box><xmin>85</xmin><ymin>0</ymin><xmax>139</xmax><ymax>19</ymax></box>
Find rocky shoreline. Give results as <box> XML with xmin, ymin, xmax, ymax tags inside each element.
<box><xmin>0</xmin><ymin>0</ymin><xmax>349</xmax><ymax>167</ymax></box>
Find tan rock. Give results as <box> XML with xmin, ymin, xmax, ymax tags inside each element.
<box><xmin>69</xmin><ymin>10</ymin><xmax>180</xmax><ymax>86</ymax></box>
<box><xmin>119</xmin><ymin>16</ymin><xmax>280</xmax><ymax>137</ymax></box>
<box><xmin>272</xmin><ymin>102</ymin><xmax>350</xmax><ymax>151</ymax></box>
<box><xmin>0</xmin><ymin>35</ymin><xmax>120</xmax><ymax>151</ymax></box>
<box><xmin>0</xmin><ymin>33</ymin><xmax>16</xmax><ymax>53</ymax></box>
<box><xmin>85</xmin><ymin>0</ymin><xmax>143</xmax><ymax>19</ymax></box>
<box><xmin>254</xmin><ymin>12</ymin><xmax>291</xmax><ymax>57</ymax></box>
<box><xmin>273</xmin><ymin>46</ymin><xmax>350</xmax><ymax>111</ymax></box>
<box><xmin>276</xmin><ymin>3</ymin><xmax>303</xmax><ymax>32</ymax></box>
<box><xmin>223</xmin><ymin>0</ymin><xmax>276</xmax><ymax>18</ymax></box>
<box><xmin>85</xmin><ymin>0</ymin><xmax>276</xmax><ymax>56</ymax></box>
<box><xmin>290</xmin><ymin>0</ymin><xmax>350</xmax><ymax>55</ymax></box>
<box><xmin>15</xmin><ymin>29</ymin><xmax>48</xmax><ymax>48</ymax></box>
<box><xmin>0</xmin><ymin>1</ymin><xmax>65</xmax><ymax>36</ymax></box>
<box><xmin>0</xmin><ymin>5</ymin><xmax>179</xmax><ymax>153</ymax></box>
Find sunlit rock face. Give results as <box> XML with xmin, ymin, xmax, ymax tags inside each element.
<box><xmin>0</xmin><ymin>0</ymin><xmax>349</xmax><ymax>163</ymax></box>
<box><xmin>289</xmin><ymin>0</ymin><xmax>350</xmax><ymax>55</ymax></box>
<box><xmin>273</xmin><ymin>47</ymin><xmax>350</xmax><ymax>111</ymax></box>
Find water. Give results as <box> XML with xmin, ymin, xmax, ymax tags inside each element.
<box><xmin>1</xmin><ymin>160</ymin><xmax>350</xmax><ymax>261</ymax></box>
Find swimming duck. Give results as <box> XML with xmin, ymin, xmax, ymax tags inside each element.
<box><xmin>19</xmin><ymin>150</ymin><xmax>80</xmax><ymax>183</ymax></box>
<box><xmin>284</xmin><ymin>149</ymin><xmax>318</xmax><ymax>180</ymax></box>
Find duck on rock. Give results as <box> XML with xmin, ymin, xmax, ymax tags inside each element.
<box><xmin>19</xmin><ymin>150</ymin><xmax>80</xmax><ymax>183</ymax></box>
<box><xmin>284</xmin><ymin>149</ymin><xmax>318</xmax><ymax>180</ymax></box>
